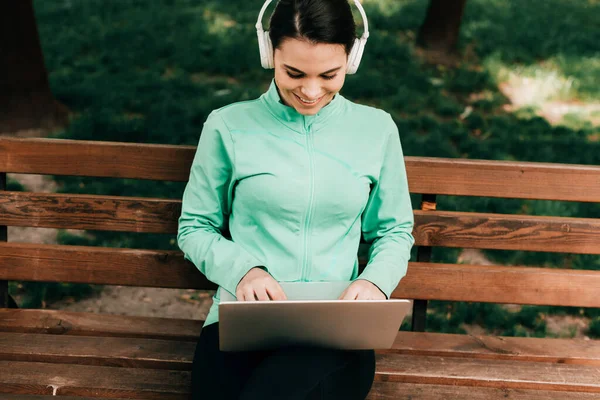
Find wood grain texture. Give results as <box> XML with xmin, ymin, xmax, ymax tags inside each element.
<box><xmin>0</xmin><ymin>242</ymin><xmax>214</xmax><ymax>289</ymax></box>
<box><xmin>0</xmin><ymin>361</ymin><xmax>189</xmax><ymax>398</ymax></box>
<box><xmin>2</xmin><ymin>356</ymin><xmax>599</xmax><ymax>397</ymax></box>
<box><xmin>392</xmin><ymin>262</ymin><xmax>600</xmax><ymax>307</ymax></box>
<box><xmin>405</xmin><ymin>157</ymin><xmax>600</xmax><ymax>202</ymax></box>
<box><xmin>1</xmin><ymin>311</ymin><xmax>598</xmax><ymax>365</ymax></box>
<box><xmin>414</xmin><ymin>210</ymin><xmax>600</xmax><ymax>254</ymax></box>
<box><xmin>0</xmin><ymin>309</ymin><xmax>203</xmax><ymax>341</ymax></box>
<box><xmin>0</xmin><ymin>332</ymin><xmax>194</xmax><ymax>370</ymax></box>
<box><xmin>2</xmin><ymin>331</ymin><xmax>598</xmax><ymax>371</ymax></box>
<box><xmin>3</xmin><ymin>194</ymin><xmax>599</xmax><ymax>255</ymax></box>
<box><xmin>2</xmin><ymin>243</ymin><xmax>599</xmax><ymax>307</ymax></box>
<box><xmin>0</xmin><ymin>137</ymin><xmax>195</xmax><ymax>182</ymax></box>
<box><xmin>375</xmin><ymin>354</ymin><xmax>600</xmax><ymax>392</ymax></box>
<box><xmin>385</xmin><ymin>331</ymin><xmax>600</xmax><ymax>365</ymax></box>
<box><xmin>367</xmin><ymin>382</ymin><xmax>600</xmax><ymax>400</ymax></box>
<box><xmin>0</xmin><ymin>192</ymin><xmax>180</xmax><ymax>233</ymax></box>
<box><xmin>2</xmin><ymin>138</ymin><xmax>600</xmax><ymax>201</ymax></box>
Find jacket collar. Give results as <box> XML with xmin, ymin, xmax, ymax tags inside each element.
<box><xmin>260</xmin><ymin>79</ymin><xmax>345</xmax><ymax>133</ymax></box>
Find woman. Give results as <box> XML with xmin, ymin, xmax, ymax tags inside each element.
<box><xmin>177</xmin><ymin>0</ymin><xmax>415</xmax><ymax>398</ymax></box>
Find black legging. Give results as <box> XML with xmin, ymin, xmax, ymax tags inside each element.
<box><xmin>191</xmin><ymin>322</ymin><xmax>376</xmax><ymax>399</ymax></box>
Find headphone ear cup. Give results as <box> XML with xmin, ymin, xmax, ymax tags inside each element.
<box><xmin>258</xmin><ymin>30</ymin><xmax>274</xmax><ymax>69</ymax></box>
<box><xmin>346</xmin><ymin>38</ymin><xmax>364</xmax><ymax>75</ymax></box>
<box><xmin>264</xmin><ymin>31</ymin><xmax>274</xmax><ymax>69</ymax></box>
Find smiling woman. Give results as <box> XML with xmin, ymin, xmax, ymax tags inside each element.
<box><xmin>177</xmin><ymin>0</ymin><xmax>415</xmax><ymax>399</ymax></box>
<box><xmin>275</xmin><ymin>39</ymin><xmax>347</xmax><ymax>113</ymax></box>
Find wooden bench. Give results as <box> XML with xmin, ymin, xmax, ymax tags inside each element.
<box><xmin>1</xmin><ymin>136</ymin><xmax>599</xmax><ymax>399</ymax></box>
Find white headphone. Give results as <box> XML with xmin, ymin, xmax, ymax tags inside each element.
<box><xmin>256</xmin><ymin>0</ymin><xmax>370</xmax><ymax>75</ymax></box>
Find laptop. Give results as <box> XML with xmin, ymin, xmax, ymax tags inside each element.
<box><xmin>218</xmin><ymin>281</ymin><xmax>411</xmax><ymax>352</ymax></box>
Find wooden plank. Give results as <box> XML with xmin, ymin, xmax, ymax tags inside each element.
<box><xmin>0</xmin><ymin>138</ymin><xmax>195</xmax><ymax>182</ymax></box>
<box><xmin>0</xmin><ymin>192</ymin><xmax>180</xmax><ymax>233</ymax></box>
<box><xmin>0</xmin><ymin>332</ymin><xmax>194</xmax><ymax>370</ymax></box>
<box><xmin>0</xmin><ymin>309</ymin><xmax>203</xmax><ymax>341</ymax></box>
<box><xmin>414</xmin><ymin>210</ymin><xmax>600</xmax><ymax>254</ymax></box>
<box><xmin>375</xmin><ymin>354</ymin><xmax>600</xmax><ymax>393</ymax></box>
<box><xmin>0</xmin><ymin>172</ymin><xmax>7</xmax><ymax>309</ymax></box>
<box><xmin>393</xmin><ymin>262</ymin><xmax>600</xmax><ymax>308</ymax></box>
<box><xmin>3</xmin><ymin>193</ymin><xmax>599</xmax><ymax>255</ymax></box>
<box><xmin>2</xmin><ymin>330</ymin><xmax>598</xmax><ymax>371</ymax></box>
<box><xmin>0</xmin><ymin>361</ymin><xmax>189</xmax><ymax>399</ymax></box>
<box><xmin>2</xmin><ymin>242</ymin><xmax>599</xmax><ymax>307</ymax></box>
<box><xmin>385</xmin><ymin>331</ymin><xmax>600</xmax><ymax>365</ymax></box>
<box><xmin>406</xmin><ymin>157</ymin><xmax>600</xmax><ymax>203</ymax></box>
<box><xmin>367</xmin><ymin>382</ymin><xmax>600</xmax><ymax>399</ymax></box>
<box><xmin>3</xmin><ymin>138</ymin><xmax>600</xmax><ymax>201</ymax></box>
<box><xmin>1</xmin><ymin>312</ymin><xmax>598</xmax><ymax>366</ymax></box>
<box><xmin>0</xmin><ymin>242</ymin><xmax>215</xmax><ymax>290</ymax></box>
<box><xmin>6</xmin><ymin>356</ymin><xmax>596</xmax><ymax>397</ymax></box>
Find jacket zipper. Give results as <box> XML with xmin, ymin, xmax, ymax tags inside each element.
<box><xmin>301</xmin><ymin>119</ymin><xmax>315</xmax><ymax>281</ymax></box>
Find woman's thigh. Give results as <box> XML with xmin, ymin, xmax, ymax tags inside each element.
<box><xmin>240</xmin><ymin>346</ymin><xmax>376</xmax><ymax>400</ymax></box>
<box><xmin>190</xmin><ymin>323</ymin><xmax>270</xmax><ymax>399</ymax></box>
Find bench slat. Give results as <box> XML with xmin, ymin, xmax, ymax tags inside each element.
<box><xmin>407</xmin><ymin>157</ymin><xmax>600</xmax><ymax>203</ymax></box>
<box><xmin>3</xmin><ymin>191</ymin><xmax>600</xmax><ymax>255</ymax></box>
<box><xmin>393</xmin><ymin>262</ymin><xmax>600</xmax><ymax>308</ymax></box>
<box><xmin>3</xmin><ymin>243</ymin><xmax>600</xmax><ymax>307</ymax></box>
<box><xmin>1</xmin><ymin>313</ymin><xmax>598</xmax><ymax>366</ymax></box>
<box><xmin>0</xmin><ymin>332</ymin><xmax>194</xmax><ymax>370</ymax></box>
<box><xmin>0</xmin><ymin>192</ymin><xmax>180</xmax><ymax>234</ymax></box>
<box><xmin>415</xmin><ymin>211</ymin><xmax>600</xmax><ymax>255</ymax></box>
<box><xmin>0</xmin><ymin>242</ymin><xmax>214</xmax><ymax>290</ymax></box>
<box><xmin>0</xmin><ymin>138</ymin><xmax>195</xmax><ymax>182</ymax></box>
<box><xmin>3</xmin><ymin>138</ymin><xmax>600</xmax><ymax>202</ymax></box>
<box><xmin>375</xmin><ymin>354</ymin><xmax>600</xmax><ymax>393</ymax></box>
<box><xmin>0</xmin><ymin>361</ymin><xmax>189</xmax><ymax>399</ymax></box>
<box><xmin>0</xmin><ymin>309</ymin><xmax>203</xmax><ymax>341</ymax></box>
<box><xmin>1</xmin><ymin>356</ymin><xmax>598</xmax><ymax>397</ymax></box>
<box><xmin>385</xmin><ymin>331</ymin><xmax>600</xmax><ymax>365</ymax></box>
<box><xmin>368</xmin><ymin>382</ymin><xmax>600</xmax><ymax>399</ymax></box>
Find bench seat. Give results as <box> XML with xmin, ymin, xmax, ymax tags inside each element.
<box><xmin>1</xmin><ymin>309</ymin><xmax>598</xmax><ymax>399</ymax></box>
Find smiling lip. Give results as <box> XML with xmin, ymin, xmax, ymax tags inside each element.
<box><xmin>293</xmin><ymin>93</ymin><xmax>324</xmax><ymax>107</ymax></box>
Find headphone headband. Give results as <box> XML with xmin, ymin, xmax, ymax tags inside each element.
<box><xmin>256</xmin><ymin>0</ymin><xmax>370</xmax><ymax>41</ymax></box>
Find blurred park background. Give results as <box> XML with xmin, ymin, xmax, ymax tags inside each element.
<box><xmin>2</xmin><ymin>0</ymin><xmax>599</xmax><ymax>339</ymax></box>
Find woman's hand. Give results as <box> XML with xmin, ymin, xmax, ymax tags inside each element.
<box><xmin>236</xmin><ymin>267</ymin><xmax>288</xmax><ymax>301</ymax></box>
<box><xmin>338</xmin><ymin>279</ymin><xmax>386</xmax><ymax>300</ymax></box>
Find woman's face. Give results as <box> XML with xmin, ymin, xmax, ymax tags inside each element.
<box><xmin>273</xmin><ymin>38</ymin><xmax>348</xmax><ymax>116</ymax></box>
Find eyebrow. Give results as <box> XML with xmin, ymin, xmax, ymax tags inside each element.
<box><xmin>284</xmin><ymin>64</ymin><xmax>342</xmax><ymax>75</ymax></box>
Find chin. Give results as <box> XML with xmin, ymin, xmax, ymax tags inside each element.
<box><xmin>296</xmin><ymin>107</ymin><xmax>320</xmax><ymax>116</ymax></box>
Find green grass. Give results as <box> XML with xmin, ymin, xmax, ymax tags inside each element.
<box><xmin>17</xmin><ymin>0</ymin><xmax>599</xmax><ymax>332</ymax></box>
<box><xmin>6</xmin><ymin>178</ymin><xmax>25</xmax><ymax>191</ymax></box>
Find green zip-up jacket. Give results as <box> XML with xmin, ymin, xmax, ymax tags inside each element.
<box><xmin>178</xmin><ymin>80</ymin><xmax>414</xmax><ymax>327</ymax></box>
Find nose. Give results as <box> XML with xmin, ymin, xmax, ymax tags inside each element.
<box><xmin>300</xmin><ymin>81</ymin><xmax>321</xmax><ymax>100</ymax></box>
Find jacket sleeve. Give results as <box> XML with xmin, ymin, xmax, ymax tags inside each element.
<box><xmin>357</xmin><ymin>116</ymin><xmax>415</xmax><ymax>298</ymax></box>
<box><xmin>177</xmin><ymin>111</ymin><xmax>264</xmax><ymax>296</ymax></box>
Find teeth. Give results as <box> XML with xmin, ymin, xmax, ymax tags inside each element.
<box><xmin>296</xmin><ymin>94</ymin><xmax>320</xmax><ymax>104</ymax></box>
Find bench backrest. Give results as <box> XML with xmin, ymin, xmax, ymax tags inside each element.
<box><xmin>1</xmin><ymin>137</ymin><xmax>599</xmax><ymax>310</ymax></box>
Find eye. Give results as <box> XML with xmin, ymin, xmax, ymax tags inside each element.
<box><xmin>286</xmin><ymin>71</ymin><xmax>304</xmax><ymax>79</ymax></box>
<box><xmin>322</xmin><ymin>74</ymin><xmax>337</xmax><ymax>80</ymax></box>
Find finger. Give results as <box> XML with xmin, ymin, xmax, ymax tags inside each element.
<box><xmin>338</xmin><ymin>289</ymin><xmax>347</xmax><ymax>301</ymax></box>
<box><xmin>255</xmin><ymin>287</ymin><xmax>270</xmax><ymax>301</ymax></box>
<box><xmin>340</xmin><ymin>286</ymin><xmax>359</xmax><ymax>300</ymax></box>
<box><xmin>244</xmin><ymin>288</ymin><xmax>257</xmax><ymax>302</ymax></box>
<box><xmin>266</xmin><ymin>283</ymin><xmax>287</xmax><ymax>301</ymax></box>
<box><xmin>356</xmin><ymin>290</ymin><xmax>372</xmax><ymax>300</ymax></box>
